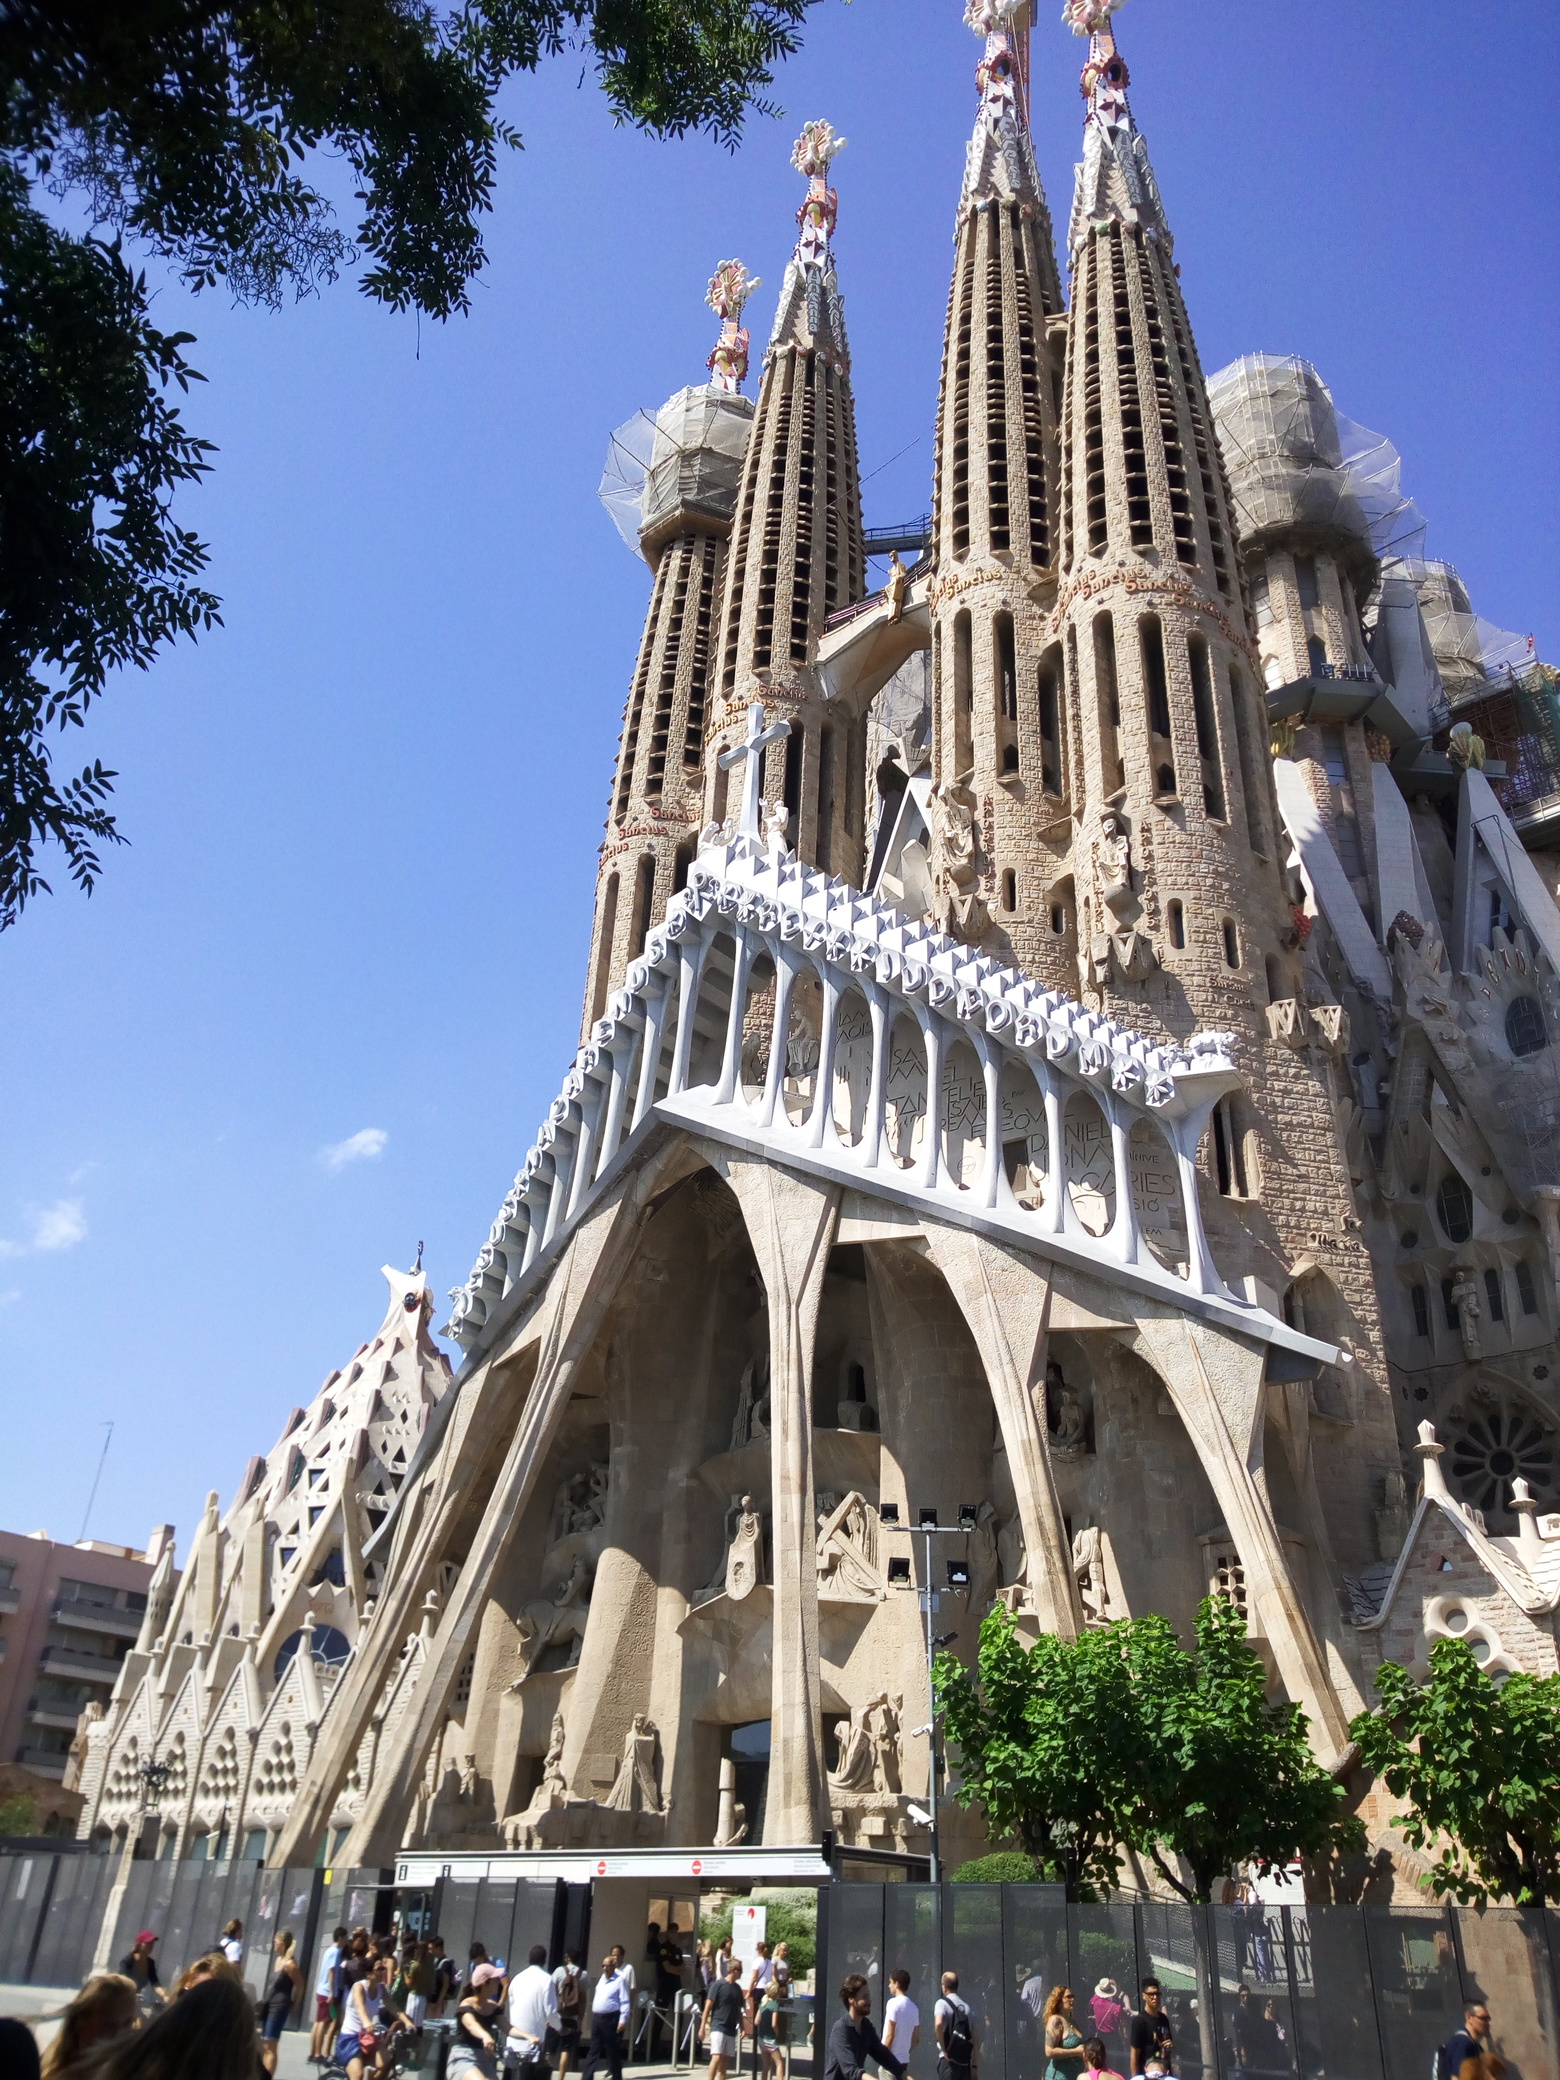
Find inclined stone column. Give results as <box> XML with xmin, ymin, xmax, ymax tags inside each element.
<box><xmin>716</xmin><ymin>1153</ymin><xmax>839</xmax><ymax>1843</ymax></box>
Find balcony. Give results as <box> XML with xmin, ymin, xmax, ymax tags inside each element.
<box><xmin>27</xmin><ymin>1703</ymin><xmax>86</xmax><ymax>1731</ymax></box>
<box><xmin>15</xmin><ymin>1748</ymin><xmax>67</xmax><ymax>1779</ymax></box>
<box><xmin>39</xmin><ymin>1645</ymin><xmax>123</xmax><ymax>1683</ymax></box>
<box><xmin>0</xmin><ymin>1585</ymin><xmax>20</xmax><ymax>1614</ymax></box>
<box><xmin>52</xmin><ymin>1599</ymin><xmax>143</xmax><ymax>1640</ymax></box>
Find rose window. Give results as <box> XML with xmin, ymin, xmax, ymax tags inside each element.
<box><xmin>1448</xmin><ymin>1408</ymin><xmax>1555</xmax><ymax>1515</ymax></box>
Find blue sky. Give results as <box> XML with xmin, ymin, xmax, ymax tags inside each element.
<box><xmin>2</xmin><ymin>0</ymin><xmax>1556</xmax><ymax>1556</ymax></box>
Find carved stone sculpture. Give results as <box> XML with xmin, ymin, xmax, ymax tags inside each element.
<box><xmin>930</xmin><ymin>780</ymin><xmax>988</xmax><ymax>939</ymax></box>
<box><xmin>1072</xmin><ymin>1523</ymin><xmax>1110</xmax><ymax>1625</ymax></box>
<box><xmin>725</xmin><ymin>1495</ymin><xmax>764</xmax><ymax>1601</ymax></box>
<box><xmin>1048</xmin><ymin>1365</ymin><xmax>1088</xmax><ymax>1459</ymax></box>
<box><xmin>459</xmin><ymin>1753</ymin><xmax>479</xmax><ymax>1801</ymax></box>
<box><xmin>828</xmin><ymin>1694</ymin><xmax>902</xmax><ymax>1795</ymax></box>
<box><xmin>501</xmin><ymin>1708</ymin><xmax>568</xmax><ymax>1849</ymax></box>
<box><xmin>827</xmin><ymin>1709</ymin><xmax>876</xmax><ymax>1792</ymax></box>
<box><xmin>513</xmin><ymin>1551</ymin><xmax>595</xmax><ymax>1681</ymax></box>
<box><xmin>1095</xmin><ymin>809</ymin><xmax>1134</xmax><ymax>920</ymax></box>
<box><xmin>731</xmin><ymin>1354</ymin><xmax>772</xmax><ymax>1450</ymax></box>
<box><xmin>1450</xmin><ymin>1265</ymin><xmax>1482</xmax><ymax>1358</ymax></box>
<box><xmin>602</xmin><ymin>1711</ymin><xmax>664</xmax><ymax>1814</ymax></box>
<box><xmin>870</xmin><ymin>1694</ymin><xmax>902</xmax><ymax>1795</ymax></box>
<box><xmin>816</xmin><ymin>1492</ymin><xmax>890</xmax><ymax>1600</ymax></box>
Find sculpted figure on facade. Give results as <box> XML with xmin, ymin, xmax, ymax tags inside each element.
<box><xmin>501</xmin><ymin>1709</ymin><xmax>568</xmax><ymax>1849</ymax></box>
<box><xmin>602</xmin><ymin>1712</ymin><xmax>665</xmax><ymax>1815</ymax></box>
<box><xmin>1073</xmin><ymin>1523</ymin><xmax>1111</xmax><ymax>1625</ymax></box>
<box><xmin>931</xmin><ymin>779</ymin><xmax>988</xmax><ymax>938</ymax></box>
<box><xmin>514</xmin><ymin>1551</ymin><xmax>595</xmax><ymax>1681</ymax></box>
<box><xmin>724</xmin><ymin>1495</ymin><xmax>764</xmax><ymax>1601</ymax></box>
<box><xmin>1450</xmin><ymin>1265</ymin><xmax>1483</xmax><ymax>1358</ymax></box>
<box><xmin>730</xmin><ymin>1353</ymin><xmax>771</xmax><ymax>1449</ymax></box>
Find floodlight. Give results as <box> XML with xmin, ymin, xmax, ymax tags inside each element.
<box><xmin>918</xmin><ymin>1506</ymin><xmax>939</xmax><ymax>1528</ymax></box>
<box><xmin>957</xmin><ymin>1503</ymin><xmax>979</xmax><ymax>1528</ymax></box>
<box><xmin>878</xmin><ymin>1502</ymin><xmax>901</xmax><ymax>1525</ymax></box>
<box><xmin>946</xmin><ymin>1561</ymin><xmax>970</xmax><ymax>1589</ymax></box>
<box><xmin>887</xmin><ymin>1556</ymin><xmax>912</xmax><ymax>1584</ymax></box>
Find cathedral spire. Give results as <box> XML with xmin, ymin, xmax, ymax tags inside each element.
<box><xmin>706</xmin><ymin>260</ymin><xmax>761</xmax><ymax>395</ymax></box>
<box><xmin>767</xmin><ymin>119</ymin><xmax>852</xmax><ymax>368</ymax></box>
<box><xmin>1065</xmin><ymin>0</ymin><xmax>1168</xmax><ymax>253</ymax></box>
<box><xmin>708</xmin><ymin>119</ymin><xmax>867</xmax><ymax>878</ymax></box>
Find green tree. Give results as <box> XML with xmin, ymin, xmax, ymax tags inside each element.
<box><xmin>934</xmin><ymin>1603</ymin><xmax>1150</xmax><ymax>1900</ymax></box>
<box><xmin>0</xmin><ymin>0</ymin><xmax>818</xmax><ymax>923</ymax></box>
<box><xmin>1131</xmin><ymin>1595</ymin><xmax>1363</xmax><ymax>1904</ymax></box>
<box><xmin>935</xmin><ymin>1599</ymin><xmax>1361</xmax><ymax>1903</ymax></box>
<box><xmin>1350</xmin><ymin>1637</ymin><xmax>1560</xmax><ymax>1907</ymax></box>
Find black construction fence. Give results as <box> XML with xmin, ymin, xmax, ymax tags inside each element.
<box><xmin>816</xmin><ymin>1883</ymin><xmax>1560</xmax><ymax>2080</ymax></box>
<box><xmin>0</xmin><ymin>1848</ymin><xmax>589</xmax><ymax>2039</ymax></box>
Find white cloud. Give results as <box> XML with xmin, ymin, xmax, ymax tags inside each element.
<box><xmin>30</xmin><ymin>1200</ymin><xmax>87</xmax><ymax>1251</ymax></box>
<box><xmin>323</xmin><ymin>1128</ymin><xmax>388</xmax><ymax>1173</ymax></box>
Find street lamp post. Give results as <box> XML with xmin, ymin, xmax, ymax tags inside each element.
<box><xmin>882</xmin><ymin>1503</ymin><xmax>980</xmax><ymax>1883</ymax></box>
<box><xmin>93</xmin><ymin>1750</ymin><xmax>175</xmax><ymax>1974</ymax></box>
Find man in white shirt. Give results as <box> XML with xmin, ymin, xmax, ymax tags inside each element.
<box><xmin>508</xmin><ymin>1944</ymin><xmax>561</xmax><ymax>2069</ymax></box>
<box><xmin>310</xmin><ymin>1926</ymin><xmax>349</xmax><ymax>2063</ymax></box>
<box><xmin>583</xmin><ymin>1950</ymin><xmax>633</xmax><ymax>2080</ymax></box>
<box><xmin>883</xmin><ymin>1970</ymin><xmax>921</xmax><ymax>2060</ymax></box>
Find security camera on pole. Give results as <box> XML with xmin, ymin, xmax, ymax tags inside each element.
<box><xmin>881</xmin><ymin>1502</ymin><xmax>981</xmax><ymax>1882</ymax></box>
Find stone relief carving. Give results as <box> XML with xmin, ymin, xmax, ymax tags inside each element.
<box><xmin>827</xmin><ymin>1693</ymin><xmax>902</xmax><ymax>1795</ymax></box>
<box><xmin>550</xmin><ymin>1465</ymin><xmax>608</xmax><ymax>1545</ymax></box>
<box><xmin>725</xmin><ymin>1495</ymin><xmax>764</xmax><ymax>1601</ymax></box>
<box><xmin>816</xmin><ymin>1491</ymin><xmax>891</xmax><ymax>1600</ymax></box>
<box><xmin>602</xmin><ymin>1711</ymin><xmax>665</xmax><ymax>1814</ymax></box>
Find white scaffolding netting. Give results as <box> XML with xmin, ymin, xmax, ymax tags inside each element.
<box><xmin>598</xmin><ymin>408</ymin><xmax>659</xmax><ymax>554</ymax></box>
<box><xmin>597</xmin><ymin>389</ymin><xmax>753</xmax><ymax>558</ymax></box>
<box><xmin>1208</xmin><ymin>353</ymin><xmax>1531</xmax><ymax>700</ymax></box>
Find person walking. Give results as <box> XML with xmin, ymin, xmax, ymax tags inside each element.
<box><xmin>1044</xmin><ymin>1987</ymin><xmax>1086</xmax><ymax>2080</ymax></box>
<box><xmin>219</xmin><ymin>1920</ymin><xmax>244</xmax><ymax>1966</ymax></box>
<box><xmin>507</xmin><ymin>1944</ymin><xmax>561</xmax><ymax>2073</ymax></box>
<box><xmin>1128</xmin><ymin>1981</ymin><xmax>1174</xmax><ymax>2077</ymax></box>
<box><xmin>312</xmin><ymin>1925</ymin><xmax>349</xmax><ymax>2062</ymax></box>
<box><xmin>823</xmin><ymin>1975</ymin><xmax>907</xmax><ymax>2080</ymax></box>
<box><xmin>428</xmin><ymin>1935</ymin><xmax>457</xmax><ymax>2017</ymax></box>
<box><xmin>1439</xmin><ymin>2002</ymin><xmax>1501</xmax><ymax>2080</ymax></box>
<box><xmin>258</xmin><ymin>1930</ymin><xmax>300</xmax><ymax>2074</ymax></box>
<box><xmin>702</xmin><ymin>1958</ymin><xmax>747</xmax><ymax>2080</ymax></box>
<box><xmin>551</xmin><ymin>1948</ymin><xmax>588</xmax><ymax>2078</ymax></box>
<box><xmin>448</xmin><ymin>1963</ymin><xmax>507</xmax><ymax>2079</ymax></box>
<box><xmin>117</xmin><ymin>1933</ymin><xmax>164</xmax><ymax>2016</ymax></box>
<box><xmin>581</xmin><ymin>1950</ymin><xmax>633</xmax><ymax>2080</ymax></box>
<box><xmin>882</xmin><ymin>1971</ymin><xmax>920</xmax><ymax>2062</ymax></box>
<box><xmin>934</xmin><ymin>1973</ymin><xmax>976</xmax><ymax>2080</ymax></box>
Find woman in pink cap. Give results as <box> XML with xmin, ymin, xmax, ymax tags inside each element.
<box><xmin>448</xmin><ymin>1962</ymin><xmax>507</xmax><ymax>2078</ymax></box>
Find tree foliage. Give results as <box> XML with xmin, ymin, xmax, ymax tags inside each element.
<box><xmin>0</xmin><ymin>0</ymin><xmax>818</xmax><ymax>922</ymax></box>
<box><xmin>0</xmin><ymin>165</ymin><xmax>219</xmax><ymax>927</ymax></box>
<box><xmin>934</xmin><ymin>1599</ymin><xmax>1362</xmax><ymax>1902</ymax></box>
<box><xmin>1350</xmin><ymin>1637</ymin><xmax>1560</xmax><ymax>1907</ymax></box>
<box><xmin>0</xmin><ymin>1791</ymin><xmax>38</xmax><ymax>1836</ymax></box>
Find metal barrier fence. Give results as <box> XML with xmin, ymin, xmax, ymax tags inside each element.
<box><xmin>817</xmin><ymin>1884</ymin><xmax>1560</xmax><ymax>2080</ymax></box>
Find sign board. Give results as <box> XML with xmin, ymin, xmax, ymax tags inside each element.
<box><xmin>731</xmin><ymin>1902</ymin><xmax>768</xmax><ymax>1964</ymax></box>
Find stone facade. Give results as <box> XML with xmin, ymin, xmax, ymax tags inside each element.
<box><xmin>80</xmin><ymin>6</ymin><xmax>1560</xmax><ymax>1902</ymax></box>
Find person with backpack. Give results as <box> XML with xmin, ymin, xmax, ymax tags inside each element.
<box><xmin>1438</xmin><ymin>2002</ymin><xmax>1503</xmax><ymax>2080</ymax></box>
<box><xmin>551</xmin><ymin>1949</ymin><xmax>589</xmax><ymax>2078</ymax></box>
<box><xmin>935</xmin><ymin>1973</ymin><xmax>977</xmax><ymax>2080</ymax></box>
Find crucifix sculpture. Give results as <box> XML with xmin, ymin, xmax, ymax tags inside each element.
<box><xmin>718</xmin><ymin>701</ymin><xmax>791</xmax><ymax>838</ymax></box>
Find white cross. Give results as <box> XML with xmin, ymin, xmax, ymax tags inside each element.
<box><xmin>718</xmin><ymin>701</ymin><xmax>791</xmax><ymax>838</ymax></box>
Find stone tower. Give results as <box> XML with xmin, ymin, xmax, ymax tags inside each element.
<box><xmin>580</xmin><ymin>266</ymin><xmax>760</xmax><ymax>1037</ymax></box>
<box><xmin>927</xmin><ymin>0</ymin><xmax>1070</xmax><ymax>986</ymax></box>
<box><xmin>1051</xmin><ymin>3</ymin><xmax>1398</xmax><ymax>1553</ymax></box>
<box><xmin>708</xmin><ymin>120</ymin><xmax>869</xmax><ymax>878</ymax></box>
